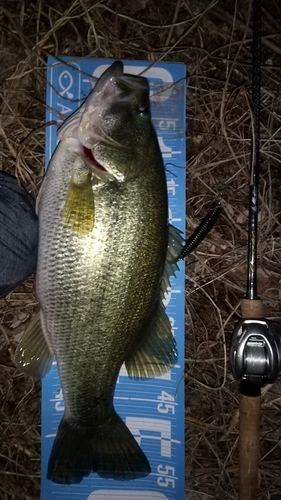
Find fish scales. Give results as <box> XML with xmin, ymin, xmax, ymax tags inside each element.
<box><xmin>37</xmin><ymin>143</ymin><xmax>168</xmax><ymax>420</ymax></box>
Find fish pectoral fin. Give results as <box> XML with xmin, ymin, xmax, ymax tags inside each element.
<box><xmin>63</xmin><ymin>173</ymin><xmax>95</xmax><ymax>235</ymax></box>
<box><xmin>14</xmin><ymin>310</ymin><xmax>54</xmax><ymax>379</ymax></box>
<box><xmin>160</xmin><ymin>223</ymin><xmax>184</xmax><ymax>301</ymax></box>
<box><xmin>125</xmin><ymin>302</ymin><xmax>177</xmax><ymax>379</ymax></box>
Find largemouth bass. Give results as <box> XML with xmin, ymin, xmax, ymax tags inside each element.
<box><xmin>15</xmin><ymin>61</ymin><xmax>183</xmax><ymax>484</ymax></box>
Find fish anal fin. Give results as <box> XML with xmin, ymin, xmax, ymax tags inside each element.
<box><xmin>14</xmin><ymin>310</ymin><xmax>54</xmax><ymax>379</ymax></box>
<box><xmin>125</xmin><ymin>303</ymin><xmax>177</xmax><ymax>379</ymax></box>
<box><xmin>47</xmin><ymin>411</ymin><xmax>150</xmax><ymax>484</ymax></box>
<box><xmin>63</xmin><ymin>173</ymin><xmax>95</xmax><ymax>235</ymax></box>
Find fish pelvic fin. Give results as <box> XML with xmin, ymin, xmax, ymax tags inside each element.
<box><xmin>14</xmin><ymin>310</ymin><xmax>54</xmax><ymax>379</ymax></box>
<box><xmin>63</xmin><ymin>173</ymin><xmax>95</xmax><ymax>235</ymax></box>
<box><xmin>47</xmin><ymin>411</ymin><xmax>151</xmax><ymax>484</ymax></box>
<box><xmin>125</xmin><ymin>301</ymin><xmax>177</xmax><ymax>379</ymax></box>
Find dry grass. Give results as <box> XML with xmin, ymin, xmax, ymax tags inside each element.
<box><xmin>0</xmin><ymin>0</ymin><xmax>281</xmax><ymax>499</ymax></box>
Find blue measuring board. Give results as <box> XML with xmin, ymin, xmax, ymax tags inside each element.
<box><xmin>42</xmin><ymin>57</ymin><xmax>186</xmax><ymax>500</ymax></box>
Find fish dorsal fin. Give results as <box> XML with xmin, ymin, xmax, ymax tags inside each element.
<box><xmin>160</xmin><ymin>224</ymin><xmax>184</xmax><ymax>301</ymax></box>
<box><xmin>14</xmin><ymin>310</ymin><xmax>54</xmax><ymax>379</ymax></box>
<box><xmin>125</xmin><ymin>302</ymin><xmax>177</xmax><ymax>379</ymax></box>
<box><xmin>125</xmin><ymin>224</ymin><xmax>183</xmax><ymax>379</ymax></box>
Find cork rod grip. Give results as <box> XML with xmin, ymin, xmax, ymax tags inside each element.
<box><xmin>239</xmin><ymin>391</ymin><xmax>261</xmax><ymax>500</ymax></box>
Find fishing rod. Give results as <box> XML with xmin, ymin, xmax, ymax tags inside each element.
<box><xmin>230</xmin><ymin>0</ymin><xmax>281</xmax><ymax>498</ymax></box>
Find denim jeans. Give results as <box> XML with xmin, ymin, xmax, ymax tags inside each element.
<box><xmin>0</xmin><ymin>172</ymin><xmax>38</xmax><ymax>297</ymax></box>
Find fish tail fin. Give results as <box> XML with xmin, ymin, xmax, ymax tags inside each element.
<box><xmin>47</xmin><ymin>411</ymin><xmax>151</xmax><ymax>484</ymax></box>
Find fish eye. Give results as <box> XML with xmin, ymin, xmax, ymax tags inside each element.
<box><xmin>137</xmin><ymin>104</ymin><xmax>149</xmax><ymax>115</ymax></box>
